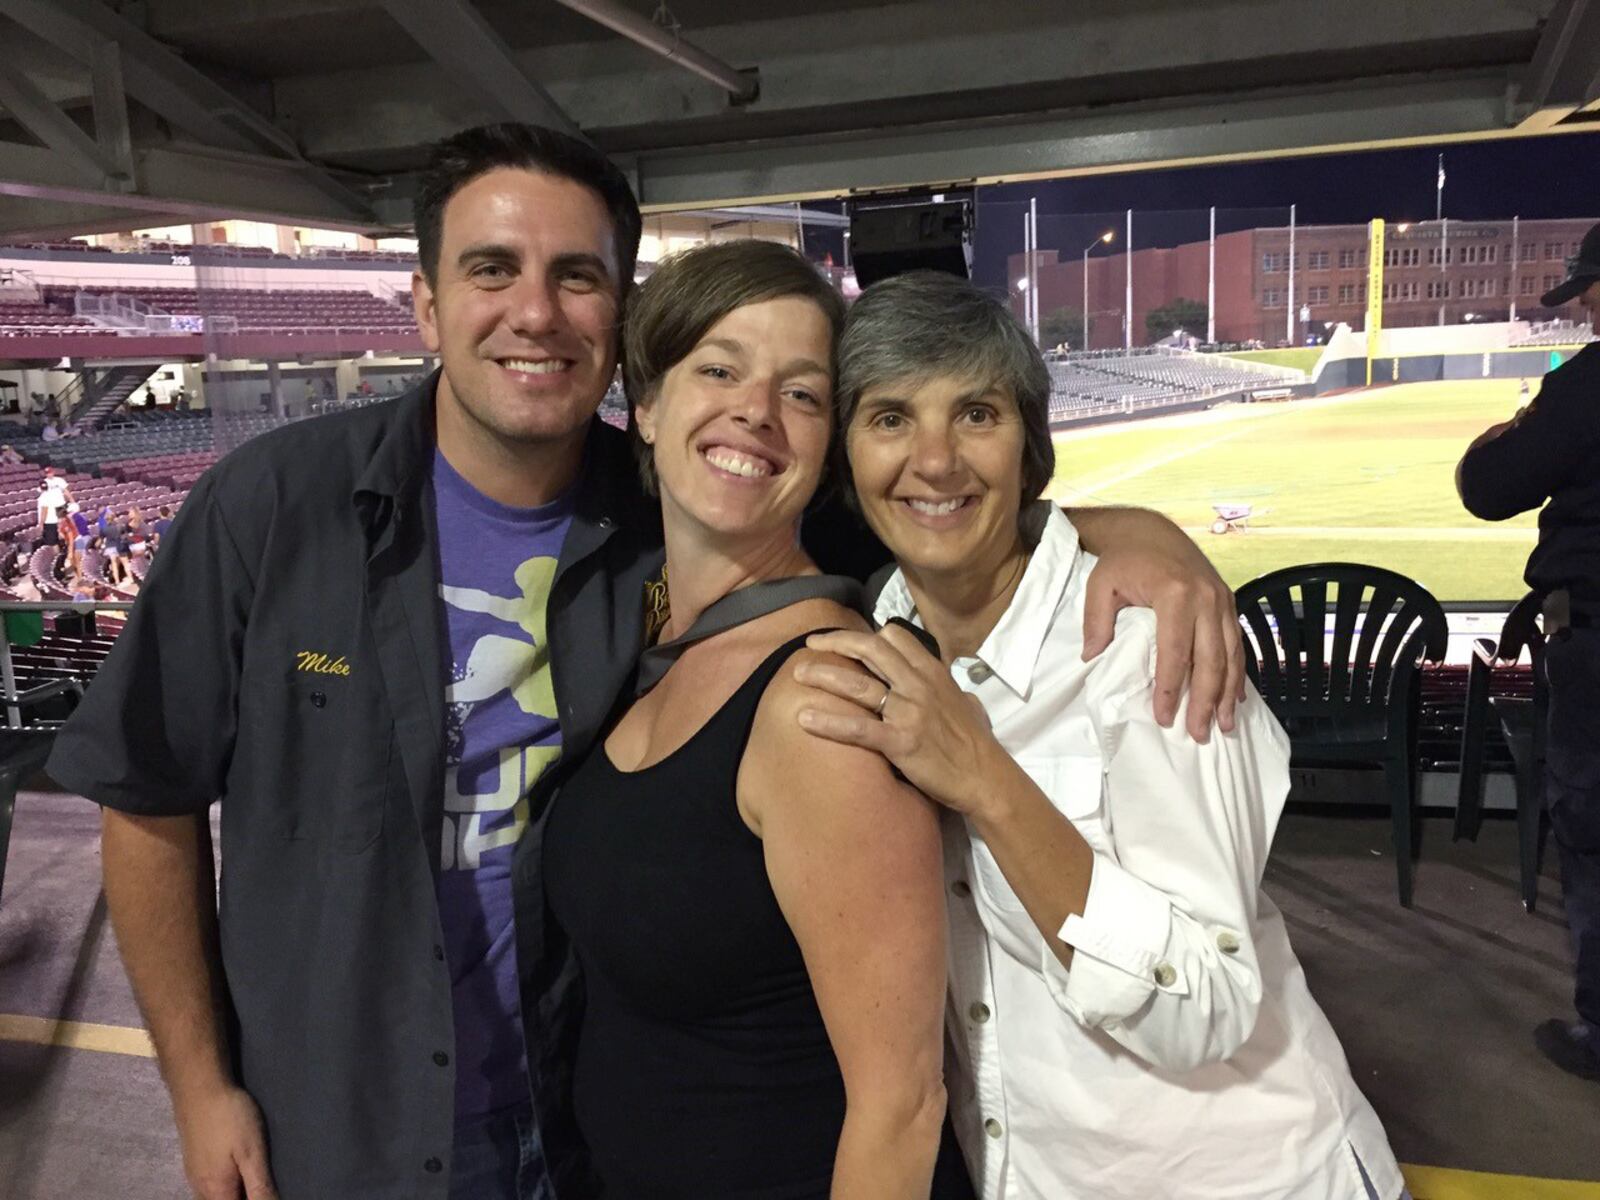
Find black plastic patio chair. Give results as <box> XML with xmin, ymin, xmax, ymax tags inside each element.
<box><xmin>1236</xmin><ymin>563</ymin><xmax>1449</xmax><ymax>907</ymax></box>
<box><xmin>1454</xmin><ymin>590</ymin><xmax>1549</xmax><ymax>911</ymax></box>
<box><xmin>0</xmin><ymin>677</ymin><xmax>84</xmax><ymax>907</ymax></box>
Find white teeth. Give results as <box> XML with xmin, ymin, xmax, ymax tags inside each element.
<box><xmin>704</xmin><ymin>449</ymin><xmax>772</xmax><ymax>478</ymax></box>
<box><xmin>502</xmin><ymin>358</ymin><xmax>567</xmax><ymax>374</ymax></box>
<box><xmin>907</xmin><ymin>497</ymin><xmax>966</xmax><ymax>515</ymax></box>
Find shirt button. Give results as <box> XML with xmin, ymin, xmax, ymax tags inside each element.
<box><xmin>309</xmin><ymin>691</ymin><xmax>327</xmax><ymax>708</ymax></box>
<box><xmin>1216</xmin><ymin>930</ymin><xmax>1241</xmax><ymax>955</ymax></box>
<box><xmin>423</xmin><ymin>1157</ymin><xmax>442</xmax><ymax>1174</ymax></box>
<box><xmin>968</xmin><ymin>1001</ymin><xmax>991</xmax><ymax>1024</ymax></box>
<box><xmin>966</xmin><ymin>662</ymin><xmax>993</xmax><ymax>684</ymax></box>
<box><xmin>432</xmin><ymin>1050</ymin><xmax>450</xmax><ymax>1067</ymax></box>
<box><xmin>433</xmin><ymin>944</ymin><xmax>445</xmax><ymax>961</ymax></box>
<box><xmin>984</xmin><ymin>1118</ymin><xmax>1003</xmax><ymax>1139</ymax></box>
<box><xmin>1153</xmin><ymin>962</ymin><xmax>1178</xmax><ymax>988</ymax></box>
<box><xmin>951</xmin><ymin>880</ymin><xmax>971</xmax><ymax>898</ymax></box>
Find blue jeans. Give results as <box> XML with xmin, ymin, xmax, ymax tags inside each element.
<box><xmin>449</xmin><ymin>1103</ymin><xmax>553</xmax><ymax>1200</ymax></box>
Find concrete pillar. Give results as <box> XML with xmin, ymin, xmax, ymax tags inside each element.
<box><xmin>182</xmin><ymin>362</ymin><xmax>206</xmax><ymax>409</ymax></box>
<box><xmin>266</xmin><ymin>360</ymin><xmax>286</xmax><ymax>418</ymax></box>
<box><xmin>334</xmin><ymin>359</ymin><xmax>361</xmax><ymax>400</ymax></box>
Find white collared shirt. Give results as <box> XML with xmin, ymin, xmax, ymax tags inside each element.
<box><xmin>875</xmin><ymin>503</ymin><xmax>1403</xmax><ymax>1200</ymax></box>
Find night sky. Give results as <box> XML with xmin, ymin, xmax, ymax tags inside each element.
<box><xmin>808</xmin><ymin>130</ymin><xmax>1600</xmax><ymax>295</ymax></box>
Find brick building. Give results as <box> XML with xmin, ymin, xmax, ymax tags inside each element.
<box><xmin>1009</xmin><ymin>217</ymin><xmax>1597</xmax><ymax>349</ymax></box>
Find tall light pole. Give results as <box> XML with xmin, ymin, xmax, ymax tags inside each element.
<box><xmin>1124</xmin><ymin>209</ymin><xmax>1133</xmax><ymax>351</ymax></box>
<box><xmin>1083</xmin><ymin>229</ymin><xmax>1114</xmax><ymax>350</ymax></box>
<box><xmin>1437</xmin><ymin>155</ymin><xmax>1448</xmax><ymax>326</ymax></box>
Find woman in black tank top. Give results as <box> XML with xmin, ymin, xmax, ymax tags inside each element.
<box><xmin>544</xmin><ymin>242</ymin><xmax>974</xmax><ymax>1199</ymax></box>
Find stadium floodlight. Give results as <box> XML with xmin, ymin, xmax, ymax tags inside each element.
<box><xmin>1015</xmin><ymin>277</ymin><xmax>1030</xmax><ymax>291</ymax></box>
<box><xmin>1081</xmin><ymin>231</ymin><xmax>1116</xmax><ymax>350</ymax></box>
<box><xmin>1396</xmin><ymin>223</ymin><xmax>1412</xmax><ymax>233</ymax></box>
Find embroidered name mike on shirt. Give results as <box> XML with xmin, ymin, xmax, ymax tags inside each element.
<box><xmin>296</xmin><ymin>651</ymin><xmax>351</xmax><ymax>676</ymax></box>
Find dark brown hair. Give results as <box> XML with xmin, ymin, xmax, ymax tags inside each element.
<box><xmin>414</xmin><ymin>123</ymin><xmax>641</xmax><ymax>289</ymax></box>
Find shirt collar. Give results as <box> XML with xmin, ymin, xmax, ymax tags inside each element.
<box><xmin>873</xmin><ymin>501</ymin><xmax>1083</xmax><ymax>698</ymax></box>
<box><xmin>351</xmin><ymin>370</ymin><xmax>438</xmax><ymax>511</ymax></box>
<box><xmin>350</xmin><ymin>369</ymin><xmax>657</xmax><ymax>544</ymax></box>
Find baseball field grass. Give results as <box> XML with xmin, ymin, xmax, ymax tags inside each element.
<box><xmin>1047</xmin><ymin>378</ymin><xmax>1538</xmax><ymax>603</ymax></box>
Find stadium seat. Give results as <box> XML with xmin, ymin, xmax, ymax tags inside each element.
<box><xmin>0</xmin><ymin>658</ymin><xmax>83</xmax><ymax>907</ymax></box>
<box><xmin>1236</xmin><ymin>563</ymin><xmax>1449</xmax><ymax>907</ymax></box>
<box><xmin>1453</xmin><ymin>590</ymin><xmax>1550</xmax><ymax>912</ymax></box>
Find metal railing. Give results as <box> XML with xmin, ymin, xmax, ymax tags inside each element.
<box><xmin>0</xmin><ymin>600</ymin><xmax>132</xmax><ymax>729</ymax></box>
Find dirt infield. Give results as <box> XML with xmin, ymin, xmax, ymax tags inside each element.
<box><xmin>1047</xmin><ymin>379</ymin><xmax>1538</xmax><ymax>602</ymax></box>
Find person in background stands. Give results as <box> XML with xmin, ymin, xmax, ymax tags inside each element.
<box><xmin>1458</xmin><ymin>221</ymin><xmax>1600</xmax><ymax>1085</ymax></box>
<box><xmin>152</xmin><ymin>506</ymin><xmax>174</xmax><ymax>540</ymax></box>
<box><xmin>36</xmin><ymin>471</ymin><xmax>68</xmax><ymax>548</ymax></box>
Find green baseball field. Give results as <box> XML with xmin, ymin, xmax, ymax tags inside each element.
<box><xmin>1046</xmin><ymin>378</ymin><xmax>1538</xmax><ymax>603</ymax></box>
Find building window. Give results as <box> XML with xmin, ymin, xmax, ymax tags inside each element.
<box><xmin>1458</xmin><ymin>278</ymin><xmax>1497</xmax><ymax>298</ymax></box>
<box><xmin>1382</xmin><ymin>281</ymin><xmax>1420</xmax><ymax>302</ymax></box>
<box><xmin>1384</xmin><ymin>247</ymin><xmax>1420</xmax><ymax>268</ymax></box>
<box><xmin>1306</xmin><ymin>251</ymin><xmax>1329</xmax><ymax>270</ymax></box>
<box><xmin>1428</xmin><ymin>247</ymin><xmax>1453</xmax><ymax>266</ymax></box>
<box><xmin>1338</xmin><ymin>248</ymin><xmax>1361</xmax><ymax>269</ymax></box>
<box><xmin>1521</xmin><ymin>276</ymin><xmax>1537</xmax><ymax>296</ymax></box>
<box><xmin>1305</xmin><ymin>285</ymin><xmax>1329</xmax><ymax>303</ymax></box>
<box><xmin>1263</xmin><ymin>288</ymin><xmax>1283</xmax><ymax>307</ymax></box>
<box><xmin>1547</xmin><ymin>242</ymin><xmax>1565</xmax><ymax>260</ymax></box>
<box><xmin>1459</xmin><ymin>245</ymin><xmax>1497</xmax><ymax>265</ymax></box>
<box><xmin>1262</xmin><ymin>253</ymin><xmax>1283</xmax><ymax>273</ymax></box>
<box><xmin>1521</xmin><ymin>243</ymin><xmax>1537</xmax><ymax>262</ymax></box>
<box><xmin>1426</xmin><ymin>280</ymin><xmax>1447</xmax><ymax>300</ymax></box>
<box><xmin>1545</xmin><ymin>275</ymin><xmax>1562</xmax><ymax>290</ymax></box>
<box><xmin>1338</xmin><ymin>283</ymin><xmax>1365</xmax><ymax>303</ymax></box>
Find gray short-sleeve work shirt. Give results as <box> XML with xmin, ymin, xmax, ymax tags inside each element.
<box><xmin>47</xmin><ymin>375</ymin><xmax>657</xmax><ymax>1198</ymax></box>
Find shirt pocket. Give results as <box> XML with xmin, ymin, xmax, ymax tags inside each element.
<box><xmin>970</xmin><ymin>754</ymin><xmax>1107</xmax><ymax>915</ymax></box>
<box><xmin>252</xmin><ymin>664</ymin><xmax>390</xmax><ymax>853</ymax></box>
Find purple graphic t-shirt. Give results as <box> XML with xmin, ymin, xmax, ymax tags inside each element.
<box><xmin>433</xmin><ymin>450</ymin><xmax>573</xmax><ymax>1122</ymax></box>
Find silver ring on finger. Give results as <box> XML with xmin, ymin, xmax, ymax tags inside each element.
<box><xmin>875</xmin><ymin>688</ymin><xmax>891</xmax><ymax>718</ymax></box>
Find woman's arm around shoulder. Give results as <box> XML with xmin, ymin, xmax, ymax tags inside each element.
<box><xmin>739</xmin><ymin>647</ymin><xmax>950</xmax><ymax>1200</ymax></box>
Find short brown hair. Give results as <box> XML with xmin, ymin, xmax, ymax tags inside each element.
<box><xmin>621</xmin><ymin>239</ymin><xmax>847</xmax><ymax>494</ymax></box>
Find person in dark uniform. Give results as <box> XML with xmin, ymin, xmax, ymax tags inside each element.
<box><xmin>1457</xmin><ymin>220</ymin><xmax>1600</xmax><ymax>1083</ymax></box>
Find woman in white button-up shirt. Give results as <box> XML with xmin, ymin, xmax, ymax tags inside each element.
<box><xmin>795</xmin><ymin>270</ymin><xmax>1408</xmax><ymax>1200</ymax></box>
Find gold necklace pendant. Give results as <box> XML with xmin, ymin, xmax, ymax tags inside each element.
<box><xmin>642</xmin><ymin>564</ymin><xmax>671</xmax><ymax>647</ymax></box>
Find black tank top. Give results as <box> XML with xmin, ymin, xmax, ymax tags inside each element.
<box><xmin>543</xmin><ymin>632</ymin><xmax>974</xmax><ymax>1200</ymax></box>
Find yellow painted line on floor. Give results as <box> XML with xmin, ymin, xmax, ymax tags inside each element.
<box><xmin>0</xmin><ymin>1025</ymin><xmax>1594</xmax><ymax>1196</ymax></box>
<box><xmin>1404</xmin><ymin>1164</ymin><xmax>1600</xmax><ymax>1200</ymax></box>
<box><xmin>0</xmin><ymin>1013</ymin><xmax>154</xmax><ymax>1057</ymax></box>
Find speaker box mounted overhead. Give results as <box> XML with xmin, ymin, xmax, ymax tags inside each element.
<box><xmin>848</xmin><ymin>199</ymin><xmax>972</xmax><ymax>288</ymax></box>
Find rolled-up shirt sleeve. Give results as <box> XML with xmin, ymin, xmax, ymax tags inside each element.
<box><xmin>1037</xmin><ymin>614</ymin><xmax>1291</xmax><ymax>1072</ymax></box>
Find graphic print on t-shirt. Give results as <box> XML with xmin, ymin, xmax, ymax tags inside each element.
<box><xmin>432</xmin><ymin>449</ymin><xmax>573</xmax><ymax>1121</ymax></box>
<box><xmin>441</xmin><ymin>553</ymin><xmax>561</xmax><ymax>869</ymax></box>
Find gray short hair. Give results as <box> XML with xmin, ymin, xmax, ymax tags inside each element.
<box><xmin>835</xmin><ymin>271</ymin><xmax>1054</xmax><ymax>507</ymax></box>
